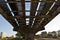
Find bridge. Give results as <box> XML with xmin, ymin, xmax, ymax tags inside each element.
<box><xmin>0</xmin><ymin>0</ymin><xmax>60</xmax><ymax>40</ymax></box>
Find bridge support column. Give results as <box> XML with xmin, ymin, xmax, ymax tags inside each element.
<box><xmin>24</xmin><ymin>33</ymin><xmax>35</xmax><ymax>40</ymax></box>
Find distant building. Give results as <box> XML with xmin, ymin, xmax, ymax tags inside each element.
<box><xmin>0</xmin><ymin>33</ymin><xmax>1</xmax><ymax>37</ymax></box>
<box><xmin>1</xmin><ymin>32</ymin><xmax>6</xmax><ymax>38</ymax></box>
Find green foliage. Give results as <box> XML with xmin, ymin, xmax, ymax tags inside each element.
<box><xmin>12</xmin><ymin>37</ymin><xmax>22</xmax><ymax>40</ymax></box>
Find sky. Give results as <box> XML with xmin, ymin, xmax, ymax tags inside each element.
<box><xmin>0</xmin><ymin>14</ymin><xmax>17</xmax><ymax>37</ymax></box>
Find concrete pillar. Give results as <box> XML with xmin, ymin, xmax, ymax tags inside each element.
<box><xmin>24</xmin><ymin>33</ymin><xmax>35</xmax><ymax>40</ymax></box>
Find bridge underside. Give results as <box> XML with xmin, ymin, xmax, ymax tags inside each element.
<box><xmin>0</xmin><ymin>0</ymin><xmax>60</xmax><ymax>40</ymax></box>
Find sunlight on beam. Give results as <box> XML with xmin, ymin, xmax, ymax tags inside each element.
<box><xmin>5</xmin><ymin>0</ymin><xmax>14</xmax><ymax>16</ymax></box>
<box><xmin>46</xmin><ymin>2</ymin><xmax>56</xmax><ymax>15</ymax></box>
<box><xmin>31</xmin><ymin>2</ymin><xmax>41</xmax><ymax>27</ymax></box>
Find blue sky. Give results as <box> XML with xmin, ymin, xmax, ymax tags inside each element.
<box><xmin>0</xmin><ymin>14</ymin><xmax>17</xmax><ymax>37</ymax></box>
